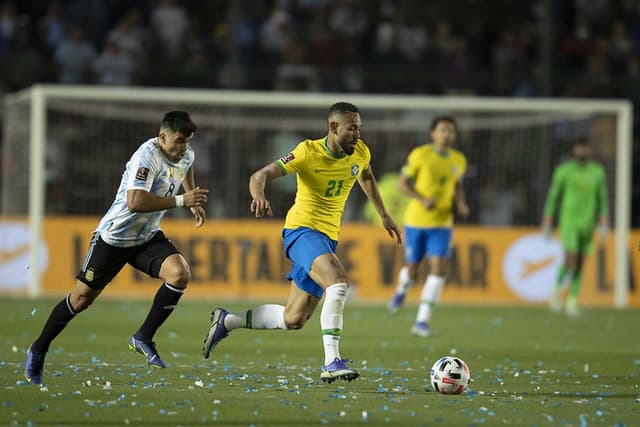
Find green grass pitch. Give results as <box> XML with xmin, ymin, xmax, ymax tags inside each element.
<box><xmin>1</xmin><ymin>297</ymin><xmax>638</xmax><ymax>426</ymax></box>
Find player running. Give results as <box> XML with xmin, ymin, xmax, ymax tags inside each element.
<box><xmin>25</xmin><ymin>111</ymin><xmax>208</xmax><ymax>384</ymax></box>
<box><xmin>202</xmin><ymin>102</ymin><xmax>402</xmax><ymax>382</ymax></box>
<box><xmin>387</xmin><ymin>116</ymin><xmax>469</xmax><ymax>337</ymax></box>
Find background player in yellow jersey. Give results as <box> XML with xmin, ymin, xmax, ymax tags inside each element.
<box><xmin>203</xmin><ymin>102</ymin><xmax>402</xmax><ymax>382</ymax></box>
<box><xmin>387</xmin><ymin>116</ymin><xmax>469</xmax><ymax>337</ymax></box>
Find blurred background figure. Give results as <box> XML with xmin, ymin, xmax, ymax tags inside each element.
<box><xmin>0</xmin><ymin>0</ymin><xmax>637</xmax><ymax>222</ymax></box>
<box><xmin>54</xmin><ymin>27</ymin><xmax>97</xmax><ymax>84</ymax></box>
<box><xmin>94</xmin><ymin>40</ymin><xmax>135</xmax><ymax>86</ymax></box>
<box><xmin>387</xmin><ymin>116</ymin><xmax>469</xmax><ymax>337</ymax></box>
<box><xmin>150</xmin><ymin>0</ymin><xmax>187</xmax><ymax>62</ymax></box>
<box><xmin>542</xmin><ymin>138</ymin><xmax>609</xmax><ymax>317</ymax></box>
<box><xmin>363</xmin><ymin>172</ymin><xmax>408</xmax><ymax>226</ymax></box>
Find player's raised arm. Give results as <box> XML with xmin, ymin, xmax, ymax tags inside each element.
<box><xmin>249</xmin><ymin>162</ymin><xmax>283</xmax><ymax>217</ymax></box>
<box><xmin>358</xmin><ymin>166</ymin><xmax>402</xmax><ymax>245</ymax></box>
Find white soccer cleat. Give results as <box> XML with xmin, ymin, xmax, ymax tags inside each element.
<box><xmin>565</xmin><ymin>302</ymin><xmax>580</xmax><ymax>317</ymax></box>
<box><xmin>549</xmin><ymin>291</ymin><xmax>562</xmax><ymax>313</ymax></box>
<box><xmin>411</xmin><ymin>322</ymin><xmax>432</xmax><ymax>337</ymax></box>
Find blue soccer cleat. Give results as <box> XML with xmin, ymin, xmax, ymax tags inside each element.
<box><xmin>128</xmin><ymin>336</ymin><xmax>166</xmax><ymax>368</ymax></box>
<box><xmin>25</xmin><ymin>345</ymin><xmax>46</xmax><ymax>385</ymax></box>
<box><xmin>320</xmin><ymin>357</ymin><xmax>360</xmax><ymax>383</ymax></box>
<box><xmin>387</xmin><ymin>293</ymin><xmax>406</xmax><ymax>315</ymax></box>
<box><xmin>411</xmin><ymin>321</ymin><xmax>432</xmax><ymax>337</ymax></box>
<box><xmin>203</xmin><ymin>308</ymin><xmax>229</xmax><ymax>359</ymax></box>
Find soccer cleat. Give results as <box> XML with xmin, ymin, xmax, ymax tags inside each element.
<box><xmin>549</xmin><ymin>291</ymin><xmax>563</xmax><ymax>313</ymax></box>
<box><xmin>565</xmin><ymin>302</ymin><xmax>580</xmax><ymax>317</ymax></box>
<box><xmin>128</xmin><ymin>336</ymin><xmax>166</xmax><ymax>368</ymax></box>
<box><xmin>387</xmin><ymin>293</ymin><xmax>406</xmax><ymax>315</ymax></box>
<box><xmin>25</xmin><ymin>345</ymin><xmax>46</xmax><ymax>385</ymax></box>
<box><xmin>411</xmin><ymin>321</ymin><xmax>432</xmax><ymax>337</ymax></box>
<box><xmin>203</xmin><ymin>308</ymin><xmax>229</xmax><ymax>359</ymax></box>
<box><xmin>320</xmin><ymin>358</ymin><xmax>360</xmax><ymax>383</ymax></box>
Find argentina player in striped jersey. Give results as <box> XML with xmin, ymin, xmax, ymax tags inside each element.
<box><xmin>25</xmin><ymin>111</ymin><xmax>209</xmax><ymax>384</ymax></box>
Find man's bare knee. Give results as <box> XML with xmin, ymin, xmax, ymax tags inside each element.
<box><xmin>284</xmin><ymin>312</ymin><xmax>307</xmax><ymax>330</ymax></box>
<box><xmin>70</xmin><ymin>293</ymin><xmax>95</xmax><ymax>312</ymax></box>
<box><xmin>164</xmin><ymin>265</ymin><xmax>191</xmax><ymax>288</ymax></box>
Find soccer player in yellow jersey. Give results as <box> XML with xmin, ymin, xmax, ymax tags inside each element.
<box><xmin>388</xmin><ymin>116</ymin><xmax>469</xmax><ymax>337</ymax></box>
<box><xmin>203</xmin><ymin>102</ymin><xmax>402</xmax><ymax>382</ymax></box>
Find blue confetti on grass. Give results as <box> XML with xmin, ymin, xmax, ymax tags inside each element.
<box><xmin>328</xmin><ymin>393</ymin><xmax>347</xmax><ymax>399</ymax></box>
<box><xmin>30</xmin><ymin>308</ymin><xmax>37</xmax><ymax>316</ymax></box>
<box><xmin>579</xmin><ymin>414</ymin><xmax>588</xmax><ymax>427</ymax></box>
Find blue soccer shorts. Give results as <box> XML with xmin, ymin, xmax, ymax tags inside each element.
<box><xmin>403</xmin><ymin>226</ymin><xmax>452</xmax><ymax>263</ymax></box>
<box><xmin>282</xmin><ymin>227</ymin><xmax>337</xmax><ymax>298</ymax></box>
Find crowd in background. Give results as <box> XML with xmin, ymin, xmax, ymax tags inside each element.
<box><xmin>0</xmin><ymin>0</ymin><xmax>639</xmax><ymax>97</ymax></box>
<box><xmin>0</xmin><ymin>0</ymin><xmax>639</xmax><ymax>224</ymax></box>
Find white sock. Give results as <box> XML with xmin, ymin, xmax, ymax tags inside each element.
<box><xmin>395</xmin><ymin>266</ymin><xmax>415</xmax><ymax>295</ymax></box>
<box><xmin>224</xmin><ymin>304</ymin><xmax>287</xmax><ymax>331</ymax></box>
<box><xmin>416</xmin><ymin>274</ymin><xmax>445</xmax><ymax>324</ymax></box>
<box><xmin>321</xmin><ymin>283</ymin><xmax>349</xmax><ymax>365</ymax></box>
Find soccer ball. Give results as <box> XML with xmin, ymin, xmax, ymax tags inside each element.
<box><xmin>430</xmin><ymin>356</ymin><xmax>471</xmax><ymax>394</ymax></box>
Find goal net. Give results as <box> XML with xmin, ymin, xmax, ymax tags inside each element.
<box><xmin>1</xmin><ymin>85</ymin><xmax>632</xmax><ymax>305</ymax></box>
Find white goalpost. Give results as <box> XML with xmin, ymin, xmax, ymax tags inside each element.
<box><xmin>1</xmin><ymin>84</ymin><xmax>633</xmax><ymax>306</ymax></box>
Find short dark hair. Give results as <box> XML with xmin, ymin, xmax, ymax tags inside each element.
<box><xmin>161</xmin><ymin>111</ymin><xmax>197</xmax><ymax>136</ymax></box>
<box><xmin>573</xmin><ymin>137</ymin><xmax>589</xmax><ymax>146</ymax></box>
<box><xmin>430</xmin><ymin>116</ymin><xmax>457</xmax><ymax>132</ymax></box>
<box><xmin>328</xmin><ymin>102</ymin><xmax>359</xmax><ymax>118</ymax></box>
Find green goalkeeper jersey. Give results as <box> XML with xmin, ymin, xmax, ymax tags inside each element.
<box><xmin>543</xmin><ymin>159</ymin><xmax>608</xmax><ymax>230</ymax></box>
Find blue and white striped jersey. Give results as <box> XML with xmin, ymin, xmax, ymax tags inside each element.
<box><xmin>96</xmin><ymin>137</ymin><xmax>195</xmax><ymax>247</ymax></box>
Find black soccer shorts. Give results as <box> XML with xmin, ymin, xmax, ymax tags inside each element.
<box><xmin>76</xmin><ymin>231</ymin><xmax>180</xmax><ymax>290</ymax></box>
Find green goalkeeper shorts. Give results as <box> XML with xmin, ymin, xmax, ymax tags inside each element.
<box><xmin>559</xmin><ymin>225</ymin><xmax>595</xmax><ymax>254</ymax></box>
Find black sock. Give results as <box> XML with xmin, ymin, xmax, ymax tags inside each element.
<box><xmin>135</xmin><ymin>283</ymin><xmax>184</xmax><ymax>341</ymax></box>
<box><xmin>32</xmin><ymin>295</ymin><xmax>77</xmax><ymax>353</ymax></box>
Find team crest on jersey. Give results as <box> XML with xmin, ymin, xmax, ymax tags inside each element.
<box><xmin>351</xmin><ymin>165</ymin><xmax>359</xmax><ymax>176</ymax></box>
<box><xmin>135</xmin><ymin>167</ymin><xmax>150</xmax><ymax>181</ymax></box>
<box><xmin>280</xmin><ymin>152</ymin><xmax>295</xmax><ymax>164</ymax></box>
<box><xmin>85</xmin><ymin>268</ymin><xmax>94</xmax><ymax>282</ymax></box>
<box><xmin>168</xmin><ymin>167</ymin><xmax>184</xmax><ymax>179</ymax></box>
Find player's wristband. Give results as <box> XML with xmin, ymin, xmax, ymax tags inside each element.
<box><xmin>175</xmin><ymin>195</ymin><xmax>184</xmax><ymax>208</ymax></box>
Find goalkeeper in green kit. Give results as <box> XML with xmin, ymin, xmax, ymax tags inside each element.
<box><xmin>542</xmin><ymin>138</ymin><xmax>609</xmax><ymax>316</ymax></box>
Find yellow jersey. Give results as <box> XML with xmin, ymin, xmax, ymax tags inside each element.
<box><xmin>276</xmin><ymin>137</ymin><xmax>371</xmax><ymax>240</ymax></box>
<box><xmin>402</xmin><ymin>144</ymin><xmax>466</xmax><ymax>228</ymax></box>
